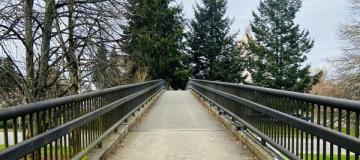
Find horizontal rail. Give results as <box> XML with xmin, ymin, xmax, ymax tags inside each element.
<box><xmin>190</xmin><ymin>86</ymin><xmax>300</xmax><ymax>159</ymax></box>
<box><xmin>188</xmin><ymin>79</ymin><xmax>360</xmax><ymax>160</ymax></box>
<box><xmin>0</xmin><ymin>80</ymin><xmax>162</xmax><ymax>120</ymax></box>
<box><xmin>191</xmin><ymin>79</ymin><xmax>360</xmax><ymax>111</ymax></box>
<box><xmin>0</xmin><ymin>80</ymin><xmax>165</xmax><ymax>160</ymax></box>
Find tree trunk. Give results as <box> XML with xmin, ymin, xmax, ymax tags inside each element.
<box><xmin>24</xmin><ymin>0</ymin><xmax>34</xmax><ymax>103</ymax></box>
<box><xmin>37</xmin><ymin>0</ymin><xmax>56</xmax><ymax>100</ymax></box>
<box><xmin>34</xmin><ymin>1</ymin><xmax>56</xmax><ymax>159</ymax></box>
<box><xmin>66</xmin><ymin>0</ymin><xmax>80</xmax><ymax>94</ymax></box>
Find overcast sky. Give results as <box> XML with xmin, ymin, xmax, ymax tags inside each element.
<box><xmin>176</xmin><ymin>0</ymin><xmax>349</xmax><ymax>70</ymax></box>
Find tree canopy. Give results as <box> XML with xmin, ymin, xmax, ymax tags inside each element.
<box><xmin>122</xmin><ymin>0</ymin><xmax>190</xmax><ymax>89</ymax></box>
<box><xmin>246</xmin><ymin>0</ymin><xmax>322</xmax><ymax>92</ymax></box>
<box><xmin>188</xmin><ymin>0</ymin><xmax>246</xmax><ymax>83</ymax></box>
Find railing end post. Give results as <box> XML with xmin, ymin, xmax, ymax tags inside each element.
<box><xmin>98</xmin><ymin>142</ymin><xmax>102</xmax><ymax>148</ymax></box>
<box><xmin>261</xmin><ymin>139</ymin><xmax>266</xmax><ymax>146</ymax></box>
<box><xmin>236</xmin><ymin>123</ymin><xmax>246</xmax><ymax>131</ymax></box>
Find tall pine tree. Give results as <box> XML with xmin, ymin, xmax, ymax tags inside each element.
<box><xmin>121</xmin><ymin>0</ymin><xmax>190</xmax><ymax>89</ymax></box>
<box><xmin>188</xmin><ymin>0</ymin><xmax>245</xmax><ymax>83</ymax></box>
<box><xmin>246</xmin><ymin>0</ymin><xmax>322</xmax><ymax>92</ymax></box>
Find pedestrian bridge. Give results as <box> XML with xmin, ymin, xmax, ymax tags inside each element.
<box><xmin>0</xmin><ymin>80</ymin><xmax>359</xmax><ymax>160</ymax></box>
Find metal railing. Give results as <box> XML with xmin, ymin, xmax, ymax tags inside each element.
<box><xmin>0</xmin><ymin>80</ymin><xmax>165</xmax><ymax>160</ymax></box>
<box><xmin>187</xmin><ymin>79</ymin><xmax>360</xmax><ymax>160</ymax></box>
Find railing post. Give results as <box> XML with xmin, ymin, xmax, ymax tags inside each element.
<box><xmin>0</xmin><ymin>80</ymin><xmax>164</xmax><ymax>160</ymax></box>
<box><xmin>98</xmin><ymin>142</ymin><xmax>102</xmax><ymax>148</ymax></box>
<box><xmin>261</xmin><ymin>139</ymin><xmax>266</xmax><ymax>146</ymax></box>
<box><xmin>236</xmin><ymin>123</ymin><xmax>246</xmax><ymax>131</ymax></box>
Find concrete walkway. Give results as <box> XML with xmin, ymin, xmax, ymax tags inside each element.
<box><xmin>107</xmin><ymin>91</ymin><xmax>256</xmax><ymax>160</ymax></box>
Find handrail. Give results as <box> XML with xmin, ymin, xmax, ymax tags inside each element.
<box><xmin>187</xmin><ymin>79</ymin><xmax>360</xmax><ymax>160</ymax></box>
<box><xmin>191</xmin><ymin>79</ymin><xmax>360</xmax><ymax>111</ymax></box>
<box><xmin>0</xmin><ymin>80</ymin><xmax>165</xmax><ymax>160</ymax></box>
<box><xmin>0</xmin><ymin>80</ymin><xmax>162</xmax><ymax>120</ymax></box>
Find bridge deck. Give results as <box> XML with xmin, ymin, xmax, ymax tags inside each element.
<box><xmin>107</xmin><ymin>91</ymin><xmax>256</xmax><ymax>160</ymax></box>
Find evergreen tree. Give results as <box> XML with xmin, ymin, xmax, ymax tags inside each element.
<box><xmin>0</xmin><ymin>57</ymin><xmax>18</xmax><ymax>93</ymax></box>
<box><xmin>0</xmin><ymin>57</ymin><xmax>21</xmax><ymax>107</ymax></box>
<box><xmin>188</xmin><ymin>0</ymin><xmax>245</xmax><ymax>82</ymax></box>
<box><xmin>92</xmin><ymin>44</ymin><xmax>109</xmax><ymax>89</ymax></box>
<box><xmin>246</xmin><ymin>0</ymin><xmax>322</xmax><ymax>92</ymax></box>
<box><xmin>213</xmin><ymin>46</ymin><xmax>247</xmax><ymax>83</ymax></box>
<box><xmin>121</xmin><ymin>0</ymin><xmax>190</xmax><ymax>89</ymax></box>
<box><xmin>107</xmin><ymin>47</ymin><xmax>126</xmax><ymax>86</ymax></box>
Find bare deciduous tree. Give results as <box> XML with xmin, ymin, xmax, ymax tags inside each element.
<box><xmin>0</xmin><ymin>0</ymin><xmax>126</xmax><ymax>106</ymax></box>
<box><xmin>333</xmin><ymin>0</ymin><xmax>360</xmax><ymax>100</ymax></box>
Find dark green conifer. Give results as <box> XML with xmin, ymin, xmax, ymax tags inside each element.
<box><xmin>247</xmin><ymin>0</ymin><xmax>322</xmax><ymax>92</ymax></box>
<box><xmin>122</xmin><ymin>0</ymin><xmax>190</xmax><ymax>89</ymax></box>
<box><xmin>188</xmin><ymin>0</ymin><xmax>245</xmax><ymax>83</ymax></box>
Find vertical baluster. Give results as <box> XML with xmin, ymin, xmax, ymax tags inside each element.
<box><xmin>55</xmin><ymin>108</ymin><xmax>59</xmax><ymax>160</ymax></box>
<box><xmin>93</xmin><ymin>98</ymin><xmax>96</xmax><ymax>142</ymax></box>
<box><xmin>305</xmin><ymin>103</ymin><xmax>310</xmax><ymax>160</ymax></box>
<box><xmin>296</xmin><ymin>128</ymin><xmax>299</xmax><ymax>156</ymax></box>
<box><xmin>43</xmin><ymin>111</ymin><xmax>47</xmax><ymax>160</ymax></box>
<box><xmin>280</xmin><ymin>98</ymin><xmax>284</xmax><ymax>149</ymax></box>
<box><xmin>285</xmin><ymin>99</ymin><xmax>290</xmax><ymax>151</ymax></box>
<box><xmin>13</xmin><ymin>118</ymin><xmax>18</xmax><ymax>145</ymax></box>
<box><xmin>92</xmin><ymin>98</ymin><xmax>96</xmax><ymax>142</ymax></box>
<box><xmin>338</xmin><ymin>109</ymin><xmax>342</xmax><ymax>160</ymax></box>
<box><xmin>69</xmin><ymin>104</ymin><xmax>74</xmax><ymax>157</ymax></box>
<box><xmin>21</xmin><ymin>115</ymin><xmax>27</xmax><ymax>160</ymax></box>
<box><xmin>36</xmin><ymin>112</ymin><xmax>41</xmax><ymax>159</ymax></box>
<box><xmin>330</xmin><ymin>107</ymin><xmax>334</xmax><ymax>160</ymax></box>
<box><xmin>85</xmin><ymin>100</ymin><xmax>88</xmax><ymax>146</ymax></box>
<box><xmin>55</xmin><ymin>140</ymin><xmax>59</xmax><ymax>160</ymax></box>
<box><xmin>68</xmin><ymin>135</ymin><xmax>71</xmax><ymax>159</ymax></box>
<box><xmin>355</xmin><ymin>112</ymin><xmax>359</xmax><ymax>160</ymax></box>
<box><xmin>3</xmin><ymin>120</ymin><xmax>9</xmax><ymax>148</ymax></box>
<box><xmin>83</xmin><ymin>100</ymin><xmax>86</xmax><ymax>148</ymax></box>
<box><xmin>63</xmin><ymin>105</ymin><xmax>68</xmax><ymax>160</ymax></box>
<box><xmin>78</xmin><ymin>101</ymin><xmax>82</xmax><ymax>154</ymax></box>
<box><xmin>95</xmin><ymin>94</ymin><xmax>101</xmax><ymax>139</ymax></box>
<box><xmin>49</xmin><ymin>109</ymin><xmax>53</xmax><ymax>160</ymax></box>
<box><xmin>80</xmin><ymin>101</ymin><xmax>84</xmax><ymax>149</ymax></box>
<box><xmin>60</xmin><ymin>136</ymin><xmax>64</xmax><ymax>160</ymax></box>
<box><xmin>73</xmin><ymin>102</ymin><xmax>78</xmax><ymax>155</ymax></box>
<box><xmin>346</xmin><ymin>110</ymin><xmax>350</xmax><ymax>160</ymax></box>
<box><xmin>70</xmin><ymin>131</ymin><xmax>74</xmax><ymax>157</ymax></box>
<box><xmin>295</xmin><ymin>100</ymin><xmax>299</xmax><ymax>157</ymax></box>
<box><xmin>323</xmin><ymin>106</ymin><xmax>327</xmax><ymax>160</ymax></box>
<box><xmin>278</xmin><ymin>99</ymin><xmax>281</xmax><ymax>145</ymax></box>
<box><xmin>288</xmin><ymin>124</ymin><xmax>291</xmax><ymax>151</ymax></box>
<box><xmin>29</xmin><ymin>113</ymin><xmax>35</xmax><ymax>159</ymax></box>
<box><xmin>311</xmin><ymin>103</ymin><xmax>315</xmax><ymax>160</ymax></box>
<box><xmin>283</xmin><ymin>122</ymin><xmax>286</xmax><ymax>149</ymax></box>
<box><xmin>44</xmin><ymin>144</ymin><xmax>48</xmax><ymax>160</ymax></box>
<box><xmin>272</xmin><ymin>109</ymin><xmax>275</xmax><ymax>140</ymax></box>
<box><xmin>317</xmin><ymin>104</ymin><xmax>321</xmax><ymax>160</ymax></box>
<box><xmin>300</xmin><ymin>102</ymin><xmax>304</xmax><ymax>159</ymax></box>
<box><xmin>21</xmin><ymin>115</ymin><xmax>26</xmax><ymax>142</ymax></box>
<box><xmin>292</xmin><ymin>126</ymin><xmax>295</xmax><ymax>154</ymax></box>
<box><xmin>48</xmin><ymin>109</ymin><xmax>52</xmax><ymax>128</ymax></box>
<box><xmin>86</xmin><ymin>97</ymin><xmax>90</xmax><ymax>145</ymax></box>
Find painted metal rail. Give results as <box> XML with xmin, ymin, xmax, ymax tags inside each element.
<box><xmin>187</xmin><ymin>79</ymin><xmax>360</xmax><ymax>160</ymax></box>
<box><xmin>0</xmin><ymin>80</ymin><xmax>165</xmax><ymax>160</ymax></box>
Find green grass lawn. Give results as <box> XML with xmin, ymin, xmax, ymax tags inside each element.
<box><xmin>0</xmin><ymin>144</ymin><xmax>5</xmax><ymax>151</ymax></box>
<box><xmin>302</xmin><ymin>153</ymin><xmax>357</xmax><ymax>160</ymax></box>
<box><xmin>340</xmin><ymin>128</ymin><xmax>357</xmax><ymax>137</ymax></box>
<box><xmin>0</xmin><ymin>145</ymin><xmax>89</xmax><ymax>160</ymax></box>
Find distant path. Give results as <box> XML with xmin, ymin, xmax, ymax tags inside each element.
<box><xmin>107</xmin><ymin>91</ymin><xmax>256</xmax><ymax>160</ymax></box>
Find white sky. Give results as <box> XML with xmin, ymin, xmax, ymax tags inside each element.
<box><xmin>176</xmin><ymin>0</ymin><xmax>350</xmax><ymax>70</ymax></box>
